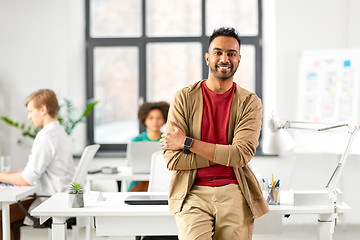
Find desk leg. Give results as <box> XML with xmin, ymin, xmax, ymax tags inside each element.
<box><xmin>52</xmin><ymin>216</ymin><xmax>67</xmax><ymax>240</ymax></box>
<box><xmin>85</xmin><ymin>217</ymin><xmax>92</xmax><ymax>240</ymax></box>
<box><xmin>2</xmin><ymin>202</ymin><xmax>10</xmax><ymax>240</ymax></box>
<box><xmin>318</xmin><ymin>213</ymin><xmax>334</xmax><ymax>240</ymax></box>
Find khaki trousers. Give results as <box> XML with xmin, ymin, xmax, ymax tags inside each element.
<box><xmin>175</xmin><ymin>184</ymin><xmax>254</xmax><ymax>240</ymax></box>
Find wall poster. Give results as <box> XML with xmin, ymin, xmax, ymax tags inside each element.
<box><xmin>295</xmin><ymin>49</ymin><xmax>360</xmax><ymax>154</ymax></box>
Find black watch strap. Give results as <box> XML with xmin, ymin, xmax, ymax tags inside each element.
<box><xmin>183</xmin><ymin>137</ymin><xmax>193</xmax><ymax>154</ymax></box>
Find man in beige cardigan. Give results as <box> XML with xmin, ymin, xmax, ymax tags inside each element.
<box><xmin>160</xmin><ymin>27</ymin><xmax>268</xmax><ymax>240</ymax></box>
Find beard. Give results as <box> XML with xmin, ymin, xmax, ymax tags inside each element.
<box><xmin>209</xmin><ymin>64</ymin><xmax>238</xmax><ymax>80</ymax></box>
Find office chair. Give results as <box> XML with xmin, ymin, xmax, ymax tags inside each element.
<box><xmin>18</xmin><ymin>144</ymin><xmax>100</xmax><ymax>240</ymax></box>
<box><xmin>70</xmin><ymin>144</ymin><xmax>100</xmax><ymax>240</ymax></box>
<box><xmin>72</xmin><ymin>144</ymin><xmax>100</xmax><ymax>186</ymax></box>
<box><xmin>147</xmin><ymin>151</ymin><xmax>172</xmax><ymax>192</ymax></box>
<box><xmin>135</xmin><ymin>151</ymin><xmax>178</xmax><ymax>240</ymax></box>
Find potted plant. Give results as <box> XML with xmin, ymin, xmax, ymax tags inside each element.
<box><xmin>68</xmin><ymin>182</ymin><xmax>84</xmax><ymax>208</ymax></box>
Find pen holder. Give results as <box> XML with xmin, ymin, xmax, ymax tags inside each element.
<box><xmin>267</xmin><ymin>186</ymin><xmax>280</xmax><ymax>205</ymax></box>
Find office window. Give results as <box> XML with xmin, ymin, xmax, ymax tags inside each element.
<box><xmin>146</xmin><ymin>0</ymin><xmax>202</xmax><ymax>37</ymax></box>
<box><xmin>147</xmin><ymin>42</ymin><xmax>202</xmax><ymax>101</ymax></box>
<box><xmin>93</xmin><ymin>47</ymin><xmax>139</xmax><ymax>143</ymax></box>
<box><xmin>86</xmin><ymin>0</ymin><xmax>263</xmax><ymax>152</ymax></box>
<box><xmin>206</xmin><ymin>0</ymin><xmax>259</xmax><ymax>36</ymax></box>
<box><xmin>90</xmin><ymin>0</ymin><xmax>142</xmax><ymax>37</ymax></box>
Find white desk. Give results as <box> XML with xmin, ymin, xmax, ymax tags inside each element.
<box><xmin>86</xmin><ymin>166</ymin><xmax>150</xmax><ymax>192</ymax></box>
<box><xmin>0</xmin><ymin>186</ymin><xmax>37</xmax><ymax>240</ymax></box>
<box><xmin>31</xmin><ymin>191</ymin><xmax>350</xmax><ymax>240</ymax></box>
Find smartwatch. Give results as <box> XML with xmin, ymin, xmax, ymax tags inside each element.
<box><xmin>183</xmin><ymin>137</ymin><xmax>193</xmax><ymax>154</ymax></box>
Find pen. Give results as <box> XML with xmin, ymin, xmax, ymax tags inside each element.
<box><xmin>275</xmin><ymin>180</ymin><xmax>280</xmax><ymax>188</ymax></box>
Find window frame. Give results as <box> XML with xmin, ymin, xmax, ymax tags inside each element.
<box><xmin>85</xmin><ymin>0</ymin><xmax>263</xmax><ymax>153</ymax></box>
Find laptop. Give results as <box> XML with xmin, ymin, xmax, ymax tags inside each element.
<box><xmin>129</xmin><ymin>141</ymin><xmax>162</xmax><ymax>174</ymax></box>
<box><xmin>124</xmin><ymin>194</ymin><xmax>168</xmax><ymax>205</ymax></box>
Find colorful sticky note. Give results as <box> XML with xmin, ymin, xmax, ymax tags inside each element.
<box><xmin>344</xmin><ymin>60</ymin><xmax>351</xmax><ymax>67</ymax></box>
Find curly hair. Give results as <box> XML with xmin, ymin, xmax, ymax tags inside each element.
<box><xmin>138</xmin><ymin>101</ymin><xmax>170</xmax><ymax>126</ymax></box>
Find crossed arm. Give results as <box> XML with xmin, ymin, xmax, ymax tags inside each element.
<box><xmin>160</xmin><ymin>121</ymin><xmax>216</xmax><ymax>165</ymax></box>
<box><xmin>160</xmin><ymin>91</ymin><xmax>262</xmax><ymax>171</ymax></box>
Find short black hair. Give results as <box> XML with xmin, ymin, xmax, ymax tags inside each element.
<box><xmin>209</xmin><ymin>27</ymin><xmax>241</xmax><ymax>48</ymax></box>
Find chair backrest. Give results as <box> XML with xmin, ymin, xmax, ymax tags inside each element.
<box><xmin>147</xmin><ymin>151</ymin><xmax>172</xmax><ymax>192</ymax></box>
<box><xmin>72</xmin><ymin>144</ymin><xmax>100</xmax><ymax>185</ymax></box>
<box><xmin>129</xmin><ymin>141</ymin><xmax>162</xmax><ymax>174</ymax></box>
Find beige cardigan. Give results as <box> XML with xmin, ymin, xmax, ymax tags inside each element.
<box><xmin>163</xmin><ymin>80</ymin><xmax>269</xmax><ymax>218</ymax></box>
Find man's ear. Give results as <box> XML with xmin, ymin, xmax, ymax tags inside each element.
<box><xmin>205</xmin><ymin>52</ymin><xmax>209</xmax><ymax>66</ymax></box>
<box><xmin>40</xmin><ymin>105</ymin><xmax>48</xmax><ymax>115</ymax></box>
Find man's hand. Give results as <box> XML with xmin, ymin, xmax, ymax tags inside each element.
<box><xmin>160</xmin><ymin>121</ymin><xmax>186</xmax><ymax>150</ymax></box>
<box><xmin>161</xmin><ymin>121</ymin><xmax>216</xmax><ymax>163</ymax></box>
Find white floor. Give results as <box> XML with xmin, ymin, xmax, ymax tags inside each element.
<box><xmin>19</xmin><ymin>224</ymin><xmax>360</xmax><ymax>240</ymax></box>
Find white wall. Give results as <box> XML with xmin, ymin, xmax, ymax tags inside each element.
<box><xmin>274</xmin><ymin>0</ymin><xmax>360</xmax><ymax>117</ymax></box>
<box><xmin>0</xmin><ymin>0</ymin><xmax>86</xmax><ymax>169</ymax></box>
<box><xmin>260</xmin><ymin>0</ymin><xmax>360</xmax><ymax>224</ymax></box>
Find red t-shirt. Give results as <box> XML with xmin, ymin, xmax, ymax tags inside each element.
<box><xmin>194</xmin><ymin>81</ymin><xmax>238</xmax><ymax>187</ymax></box>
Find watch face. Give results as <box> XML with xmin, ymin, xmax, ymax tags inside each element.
<box><xmin>184</xmin><ymin>137</ymin><xmax>192</xmax><ymax>154</ymax></box>
<box><xmin>184</xmin><ymin>137</ymin><xmax>193</xmax><ymax>147</ymax></box>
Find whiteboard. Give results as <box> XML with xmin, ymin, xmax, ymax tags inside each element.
<box><xmin>294</xmin><ymin>49</ymin><xmax>360</xmax><ymax>154</ymax></box>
